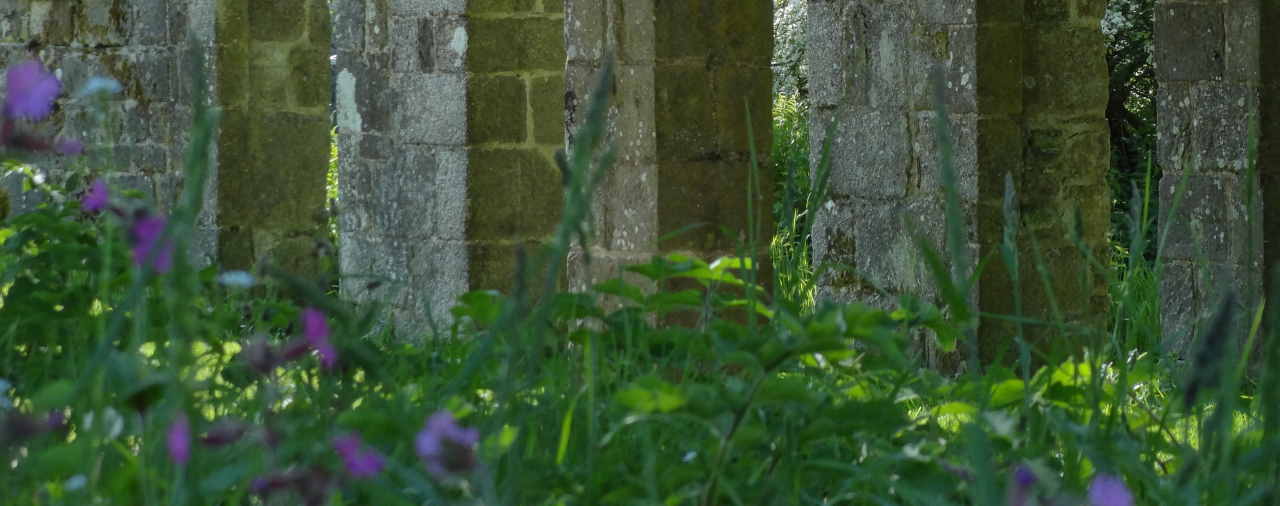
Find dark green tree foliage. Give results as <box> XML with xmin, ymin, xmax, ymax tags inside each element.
<box><xmin>1103</xmin><ymin>0</ymin><xmax>1158</xmax><ymax>251</ymax></box>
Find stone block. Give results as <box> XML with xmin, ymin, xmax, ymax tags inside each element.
<box><xmin>564</xmin><ymin>0</ymin><xmax>609</xmax><ymax>63</ymax></box>
<box><xmin>1157</xmin><ymin>81</ymin><xmax>1257</xmax><ymax>173</ymax></box>
<box><xmin>530</xmin><ymin>73</ymin><xmax>566</xmax><ymax>145</ymax></box>
<box><xmin>289</xmin><ymin>46</ymin><xmax>331</xmax><ymax>108</ymax></box>
<box><xmin>712</xmin><ymin>64</ymin><xmax>772</xmax><ymax>157</ymax></box>
<box><xmin>432</xmin><ymin>16</ymin><xmax>468</xmax><ymax>72</ymax></box>
<box><xmin>1159</xmin><ymin>173</ymin><xmax>1254</xmax><ymax>264</ymax></box>
<box><xmin>468</xmin><ymin>74</ymin><xmax>527</xmax><ymax>144</ymax></box>
<box><xmin>824</xmin><ymin>109</ymin><xmax>910</xmax><ymax>200</ymax></box>
<box><xmin>249</xmin><ymin>0</ymin><xmax>308</xmax><ymax>42</ymax></box>
<box><xmin>330</xmin><ymin>0</ymin><xmax>366</xmax><ymax>51</ymax></box>
<box><xmin>654</xmin><ymin>64</ymin><xmax>718</xmax><ymax>159</ymax></box>
<box><xmin>1023</xmin><ymin>26</ymin><xmax>1108</xmax><ymax>115</ymax></box>
<box><xmin>1154</xmin><ymin>3</ymin><xmax>1224</xmax><ymax>82</ymax></box>
<box><xmin>395</xmin><ymin>71</ymin><xmax>465</xmax><ymax>145</ymax></box>
<box><xmin>467</xmin><ymin>148</ymin><xmax>561</xmax><ymax>241</ymax></box>
<box><xmin>467</xmin><ymin>16</ymin><xmax>564</xmax><ymax>72</ymax></box>
<box><xmin>469</xmin><ymin>0</ymin><xmax>539</xmax><ymax>13</ymax></box>
<box><xmin>1224</xmin><ymin>0</ymin><xmax>1260</xmax><ymax>83</ymax></box>
<box><xmin>913</xmin><ymin>112</ymin><xmax>979</xmax><ymax>202</ymax></box>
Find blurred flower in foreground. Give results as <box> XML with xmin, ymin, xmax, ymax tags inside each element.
<box><xmin>167</xmin><ymin>413</ymin><xmax>190</xmax><ymax>465</ymax></box>
<box><xmin>1008</xmin><ymin>465</ymin><xmax>1036</xmax><ymax>506</ymax></box>
<box><xmin>251</xmin><ymin>467</ymin><xmax>332</xmax><ymax>506</ymax></box>
<box><xmin>302</xmin><ymin>307</ymin><xmax>337</xmax><ymax>369</ymax></box>
<box><xmin>1088</xmin><ymin>473</ymin><xmax>1133</xmax><ymax>506</ymax></box>
<box><xmin>81</xmin><ymin>179</ymin><xmax>109</xmax><ymax>213</ymax></box>
<box><xmin>4</xmin><ymin>60</ymin><xmax>59</xmax><ymax>120</ymax></box>
<box><xmin>129</xmin><ymin>213</ymin><xmax>173</xmax><ymax>273</ymax></box>
<box><xmin>0</xmin><ymin>60</ymin><xmax>83</xmax><ymax>155</ymax></box>
<box><xmin>415</xmin><ymin>410</ymin><xmax>480</xmax><ymax>479</ymax></box>
<box><xmin>332</xmin><ymin>433</ymin><xmax>385</xmax><ymax>478</ymax></box>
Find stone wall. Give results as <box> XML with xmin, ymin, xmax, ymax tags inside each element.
<box><xmin>0</xmin><ymin>1</ymin><xmax>334</xmax><ymax>275</ymax></box>
<box><xmin>808</xmin><ymin>1</ymin><xmax>1110</xmax><ymax>367</ymax></box>
<box><xmin>214</xmin><ymin>0</ymin><xmax>333</xmax><ymax>276</ymax></box>
<box><xmin>0</xmin><ymin>0</ymin><xmax>216</xmax><ymax>261</ymax></box>
<box><xmin>563</xmin><ymin>0</ymin><xmax>774</xmax><ymax>296</ymax></box>
<box><xmin>1156</xmin><ymin>0</ymin><xmax>1278</xmax><ymax>357</ymax></box>
<box><xmin>332</xmin><ymin>0</ymin><xmax>566</xmax><ymax>328</ymax></box>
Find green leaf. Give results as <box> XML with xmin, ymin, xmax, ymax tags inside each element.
<box><xmin>756</xmin><ymin>375</ymin><xmax>816</xmax><ymax>405</ymax></box>
<box><xmin>592</xmin><ymin>278</ymin><xmax>646</xmax><ymax>302</ymax></box>
<box><xmin>451</xmin><ymin>290</ymin><xmax>505</xmax><ymax>326</ymax></box>
<box><xmin>30</xmin><ymin>380</ymin><xmax>76</xmax><ymax>411</ymax></box>
<box><xmin>988</xmin><ymin>379</ymin><xmax>1025</xmax><ymax>407</ymax></box>
<box><xmin>616</xmin><ymin>376</ymin><xmax>687</xmax><ymax>413</ymax></box>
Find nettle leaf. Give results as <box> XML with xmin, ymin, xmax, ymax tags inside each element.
<box><xmin>593</xmin><ymin>278</ymin><xmax>646</xmax><ymax>303</ymax></box>
<box><xmin>30</xmin><ymin>380</ymin><xmax>76</xmax><ymax>412</ymax></box>
<box><xmin>549</xmin><ymin>292</ymin><xmax>602</xmax><ymax>321</ymax></box>
<box><xmin>756</xmin><ymin>375</ymin><xmax>817</xmax><ymax>405</ymax></box>
<box><xmin>644</xmin><ymin>289</ymin><xmax>703</xmax><ymax>313</ymax></box>
<box><xmin>625</xmin><ymin>254</ymin><xmax>702</xmax><ymax>281</ymax></box>
<box><xmin>988</xmin><ymin>379</ymin><xmax>1025</xmax><ymax>407</ymax></box>
<box><xmin>451</xmin><ymin>290</ymin><xmax>505</xmax><ymax>326</ymax></box>
<box><xmin>616</xmin><ymin>375</ymin><xmax>687</xmax><ymax>413</ymax></box>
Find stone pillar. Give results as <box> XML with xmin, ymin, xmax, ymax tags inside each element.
<box><xmin>1156</xmin><ymin>0</ymin><xmax>1278</xmax><ymax>356</ymax></box>
<box><xmin>808</xmin><ymin>1</ymin><xmax>1110</xmax><ymax>366</ymax></box>
<box><xmin>332</xmin><ymin>1</ymin><xmax>566</xmax><ymax>327</ymax></box>
<box><xmin>0</xmin><ymin>0</ymin><xmax>218</xmax><ymax>263</ymax></box>
<box><xmin>563</xmin><ymin>0</ymin><xmax>774</xmax><ymax>293</ymax></box>
<box><xmin>214</xmin><ymin>0</ymin><xmax>333</xmax><ymax>276</ymax></box>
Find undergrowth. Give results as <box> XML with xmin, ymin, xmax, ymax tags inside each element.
<box><xmin>0</xmin><ymin>52</ymin><xmax>1275</xmax><ymax>506</ymax></box>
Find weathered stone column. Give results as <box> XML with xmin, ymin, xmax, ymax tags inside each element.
<box><xmin>563</xmin><ymin>0</ymin><xmax>774</xmax><ymax>294</ymax></box>
<box><xmin>332</xmin><ymin>1</ymin><xmax>566</xmax><ymax>327</ymax></box>
<box><xmin>0</xmin><ymin>1</ymin><xmax>219</xmax><ymax>263</ymax></box>
<box><xmin>1156</xmin><ymin>0</ymin><xmax>1278</xmax><ymax>357</ymax></box>
<box><xmin>808</xmin><ymin>1</ymin><xmax>1111</xmax><ymax>366</ymax></box>
<box><xmin>213</xmin><ymin>0</ymin><xmax>333</xmax><ymax>276</ymax></box>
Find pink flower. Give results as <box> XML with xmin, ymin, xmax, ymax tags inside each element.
<box><xmin>414</xmin><ymin>411</ymin><xmax>480</xmax><ymax>479</ymax></box>
<box><xmin>1088</xmin><ymin>473</ymin><xmax>1133</xmax><ymax>506</ymax></box>
<box><xmin>167</xmin><ymin>413</ymin><xmax>190</xmax><ymax>465</ymax></box>
<box><xmin>81</xmin><ymin>179</ymin><xmax>108</xmax><ymax>213</ymax></box>
<box><xmin>4</xmin><ymin>60</ymin><xmax>60</xmax><ymax>120</ymax></box>
<box><xmin>332</xmin><ymin>433</ymin><xmax>385</xmax><ymax>478</ymax></box>
<box><xmin>302</xmin><ymin>307</ymin><xmax>337</xmax><ymax>369</ymax></box>
<box><xmin>129</xmin><ymin>214</ymin><xmax>173</xmax><ymax>273</ymax></box>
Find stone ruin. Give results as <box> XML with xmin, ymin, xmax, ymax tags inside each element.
<box><xmin>0</xmin><ymin>0</ymin><xmax>1275</xmax><ymax>360</ymax></box>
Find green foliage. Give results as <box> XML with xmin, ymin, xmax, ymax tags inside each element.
<box><xmin>0</xmin><ymin>23</ymin><xmax>1276</xmax><ymax>506</ymax></box>
<box><xmin>1104</xmin><ymin>0</ymin><xmax>1159</xmax><ymax>258</ymax></box>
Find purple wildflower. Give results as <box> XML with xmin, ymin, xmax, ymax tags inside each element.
<box><xmin>1008</xmin><ymin>465</ymin><xmax>1037</xmax><ymax>506</ymax></box>
<box><xmin>4</xmin><ymin>60</ymin><xmax>60</xmax><ymax>120</ymax></box>
<box><xmin>332</xmin><ymin>433</ymin><xmax>385</xmax><ymax>478</ymax></box>
<box><xmin>55</xmin><ymin>138</ymin><xmax>83</xmax><ymax>155</ymax></box>
<box><xmin>167</xmin><ymin>413</ymin><xmax>190</xmax><ymax>465</ymax></box>
<box><xmin>415</xmin><ymin>410</ymin><xmax>480</xmax><ymax>479</ymax></box>
<box><xmin>81</xmin><ymin>179</ymin><xmax>109</xmax><ymax>213</ymax></box>
<box><xmin>1088</xmin><ymin>473</ymin><xmax>1134</xmax><ymax>506</ymax></box>
<box><xmin>129</xmin><ymin>214</ymin><xmax>173</xmax><ymax>273</ymax></box>
<box><xmin>302</xmin><ymin>307</ymin><xmax>337</xmax><ymax>369</ymax></box>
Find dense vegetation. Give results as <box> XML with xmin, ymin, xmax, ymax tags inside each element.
<box><xmin>0</xmin><ymin>4</ymin><xmax>1275</xmax><ymax>505</ymax></box>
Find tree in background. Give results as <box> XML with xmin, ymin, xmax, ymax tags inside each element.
<box><xmin>1103</xmin><ymin>0</ymin><xmax>1158</xmax><ymax>252</ymax></box>
<box><xmin>772</xmin><ymin>0</ymin><xmax>807</xmax><ymax>99</ymax></box>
